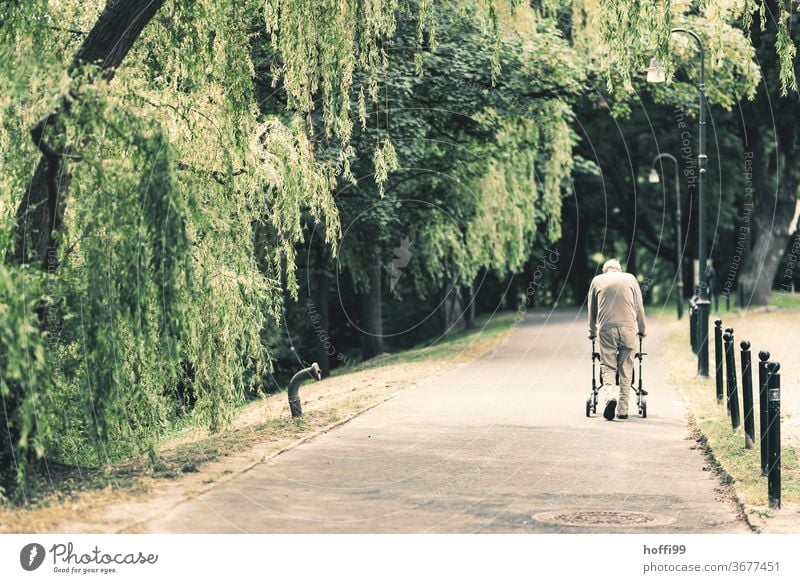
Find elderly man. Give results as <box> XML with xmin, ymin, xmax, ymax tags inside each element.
<box><xmin>588</xmin><ymin>259</ymin><xmax>647</xmax><ymax>420</ymax></box>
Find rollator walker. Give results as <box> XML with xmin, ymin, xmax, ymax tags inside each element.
<box><xmin>585</xmin><ymin>336</ymin><xmax>647</xmax><ymax>418</ymax></box>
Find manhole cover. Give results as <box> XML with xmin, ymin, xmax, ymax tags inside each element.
<box><xmin>532</xmin><ymin>510</ymin><xmax>675</xmax><ymax>528</ymax></box>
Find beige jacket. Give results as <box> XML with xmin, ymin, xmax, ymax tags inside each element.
<box><xmin>588</xmin><ymin>270</ymin><xmax>647</xmax><ymax>338</ymax></box>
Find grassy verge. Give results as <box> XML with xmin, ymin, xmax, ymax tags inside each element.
<box><xmin>768</xmin><ymin>291</ymin><xmax>800</xmax><ymax>310</ymax></box>
<box><xmin>663</xmin><ymin>316</ymin><xmax>800</xmax><ymax>515</ymax></box>
<box><xmin>0</xmin><ymin>312</ymin><xmax>516</xmax><ymax>533</ymax></box>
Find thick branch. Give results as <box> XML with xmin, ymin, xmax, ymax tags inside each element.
<box><xmin>13</xmin><ymin>0</ymin><xmax>166</xmax><ymax>267</ymax></box>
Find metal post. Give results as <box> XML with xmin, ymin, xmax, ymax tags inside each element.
<box><xmin>695</xmin><ymin>32</ymin><xmax>709</xmax><ymax>379</ymax></box>
<box><xmin>714</xmin><ymin>319</ymin><xmax>724</xmax><ymax>402</ymax></box>
<box><xmin>675</xmin><ymin>162</ymin><xmax>684</xmax><ymax>321</ymax></box>
<box><xmin>740</xmin><ymin>340</ymin><xmax>755</xmax><ymax>449</ymax></box>
<box><xmin>758</xmin><ymin>351</ymin><xmax>771</xmax><ymax>476</ymax></box>
<box><xmin>725</xmin><ymin>292</ymin><xmax>730</xmax><ymax>311</ymax></box>
<box><xmin>767</xmin><ymin>362</ymin><xmax>781</xmax><ymax>509</ymax></box>
<box><xmin>696</xmin><ymin>298</ymin><xmax>710</xmax><ymax>376</ymax></box>
<box><xmin>669</xmin><ymin>27</ymin><xmax>709</xmax><ymax>377</ymax></box>
<box><xmin>723</xmin><ymin>328</ymin><xmax>740</xmax><ymax>429</ymax></box>
<box><xmin>722</xmin><ymin>331</ymin><xmax>731</xmax><ymax>415</ymax></box>
<box><xmin>287</xmin><ymin>362</ymin><xmax>322</xmax><ymax>418</ymax></box>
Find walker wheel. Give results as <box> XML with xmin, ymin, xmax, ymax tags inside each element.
<box><xmin>586</xmin><ymin>397</ymin><xmax>592</xmax><ymax>417</ymax></box>
<box><xmin>640</xmin><ymin>396</ymin><xmax>647</xmax><ymax>418</ymax></box>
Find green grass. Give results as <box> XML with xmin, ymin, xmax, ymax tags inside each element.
<box><xmin>770</xmin><ymin>291</ymin><xmax>800</xmax><ymax>310</ymax></box>
<box><xmin>326</xmin><ymin>311</ymin><xmax>517</xmax><ymax>376</ymax></box>
<box><xmin>652</xmin><ymin>291</ymin><xmax>800</xmax><ymax>326</ymax></box>
<box><xmin>664</xmin><ymin>321</ymin><xmax>800</xmax><ymax>506</ymax></box>
<box><xmin>657</xmin><ymin>290</ymin><xmax>800</xmax><ymax>317</ymax></box>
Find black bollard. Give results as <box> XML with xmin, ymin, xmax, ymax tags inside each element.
<box><xmin>714</xmin><ymin>320</ymin><xmax>724</xmax><ymax>403</ymax></box>
<box><xmin>723</xmin><ymin>329</ymin><xmax>740</xmax><ymax>429</ymax></box>
<box><xmin>740</xmin><ymin>341</ymin><xmax>755</xmax><ymax>449</ymax></box>
<box><xmin>287</xmin><ymin>362</ymin><xmax>322</xmax><ymax>418</ymax></box>
<box><xmin>766</xmin><ymin>362</ymin><xmax>781</xmax><ymax>509</ymax></box>
<box><xmin>722</xmin><ymin>331</ymin><xmax>731</xmax><ymax>415</ymax></box>
<box><xmin>758</xmin><ymin>351</ymin><xmax>770</xmax><ymax>476</ymax></box>
<box><xmin>690</xmin><ymin>298</ymin><xmax>698</xmax><ymax>354</ymax></box>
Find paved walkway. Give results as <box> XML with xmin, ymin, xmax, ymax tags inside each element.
<box><xmin>145</xmin><ymin>310</ymin><xmax>748</xmax><ymax>533</ymax></box>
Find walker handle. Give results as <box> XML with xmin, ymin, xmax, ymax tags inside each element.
<box><xmin>635</xmin><ymin>336</ymin><xmax>647</xmax><ymax>360</ymax></box>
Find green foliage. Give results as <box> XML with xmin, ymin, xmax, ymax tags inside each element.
<box><xmin>335</xmin><ymin>0</ymin><xmax>581</xmax><ymax>301</ymax></box>
<box><xmin>587</xmin><ymin>0</ymin><xmax>795</xmax><ymax>95</ymax></box>
<box><xmin>0</xmin><ymin>265</ymin><xmax>47</xmax><ymax>492</ymax></box>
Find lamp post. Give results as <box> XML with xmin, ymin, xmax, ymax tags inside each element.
<box><xmin>647</xmin><ymin>27</ymin><xmax>709</xmax><ymax>377</ymax></box>
<box><xmin>649</xmin><ymin>153</ymin><xmax>684</xmax><ymax>319</ymax></box>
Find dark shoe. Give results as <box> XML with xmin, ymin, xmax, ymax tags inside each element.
<box><xmin>603</xmin><ymin>399</ymin><xmax>617</xmax><ymax>421</ymax></box>
<box><xmin>617</xmin><ymin>414</ymin><xmax>629</xmax><ymax>420</ymax></box>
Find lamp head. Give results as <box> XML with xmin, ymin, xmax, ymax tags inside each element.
<box><xmin>647</xmin><ymin>57</ymin><xmax>666</xmax><ymax>83</ymax></box>
<box><xmin>648</xmin><ymin>168</ymin><xmax>660</xmax><ymax>184</ymax></box>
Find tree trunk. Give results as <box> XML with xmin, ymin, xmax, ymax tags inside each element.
<box><xmin>626</xmin><ymin>207</ymin><xmax>638</xmax><ymax>276</ymax></box>
<box><xmin>737</xmin><ymin>159</ymin><xmax>798</xmax><ymax>305</ymax></box>
<box><xmin>736</xmin><ymin>2</ymin><xmax>800</xmax><ymax>306</ymax></box>
<box><xmin>571</xmin><ymin>217</ymin><xmax>589</xmax><ymax>304</ymax></box>
<box><xmin>13</xmin><ymin>0</ymin><xmax>166</xmax><ymax>267</ymax></box>
<box><xmin>445</xmin><ymin>287</ymin><xmax>462</xmax><ymax>334</ymax></box>
<box><xmin>359</xmin><ymin>259</ymin><xmax>384</xmax><ymax>360</ymax></box>
<box><xmin>736</xmin><ymin>105</ymin><xmax>800</xmax><ymax>304</ymax></box>
<box><xmin>462</xmin><ymin>281</ymin><xmax>476</xmax><ymax>329</ymax></box>
<box><xmin>437</xmin><ymin>277</ymin><xmax>463</xmax><ymax>336</ymax></box>
<box><xmin>735</xmin><ymin>115</ymin><xmax>799</xmax><ymax>307</ymax></box>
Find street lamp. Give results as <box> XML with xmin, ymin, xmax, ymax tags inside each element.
<box><xmin>649</xmin><ymin>153</ymin><xmax>684</xmax><ymax>320</ymax></box>
<box><xmin>647</xmin><ymin>27</ymin><xmax>709</xmax><ymax>377</ymax></box>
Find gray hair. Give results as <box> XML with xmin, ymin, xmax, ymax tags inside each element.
<box><xmin>603</xmin><ymin>259</ymin><xmax>622</xmax><ymax>273</ymax></box>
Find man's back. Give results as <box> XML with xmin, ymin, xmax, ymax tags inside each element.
<box><xmin>588</xmin><ymin>270</ymin><xmax>646</xmax><ymax>337</ymax></box>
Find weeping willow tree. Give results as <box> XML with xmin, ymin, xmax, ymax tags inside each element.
<box><xmin>0</xmin><ymin>0</ymin><xmax>797</xmax><ymax>499</ymax></box>
<box><xmin>387</xmin><ymin>5</ymin><xmax>580</xmax><ymax>333</ymax></box>
<box><xmin>0</xmin><ymin>0</ymin><xmax>417</xmax><ymax>498</ymax></box>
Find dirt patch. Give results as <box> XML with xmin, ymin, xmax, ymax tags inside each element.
<box><xmin>0</xmin><ymin>319</ymin><xmax>512</xmax><ymax>533</ymax></box>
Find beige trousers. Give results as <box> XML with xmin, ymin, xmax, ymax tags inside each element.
<box><xmin>598</xmin><ymin>325</ymin><xmax>638</xmax><ymax>416</ymax></box>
